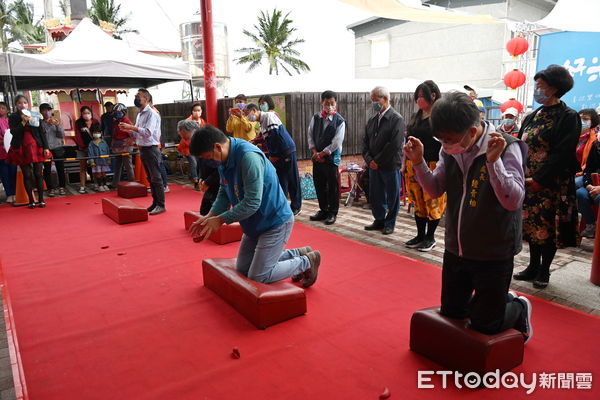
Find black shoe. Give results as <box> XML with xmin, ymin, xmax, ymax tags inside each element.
<box><xmin>28</xmin><ymin>203</ymin><xmax>36</xmax><ymax>209</ymax></box>
<box><xmin>147</xmin><ymin>204</ymin><xmax>156</xmax><ymax>212</ymax></box>
<box><xmin>514</xmin><ymin>296</ymin><xmax>533</xmax><ymax>344</ymax></box>
<box><xmin>292</xmin><ymin>208</ymin><xmax>301</xmax><ymax>216</ymax></box>
<box><xmin>405</xmin><ymin>236</ymin><xmax>424</xmax><ymax>248</ymax></box>
<box><xmin>37</xmin><ymin>202</ymin><xmax>46</xmax><ymax>208</ymax></box>
<box><xmin>364</xmin><ymin>222</ymin><xmax>384</xmax><ymax>231</ymax></box>
<box><xmin>417</xmin><ymin>238</ymin><xmax>436</xmax><ymax>252</ymax></box>
<box><xmin>324</xmin><ymin>214</ymin><xmax>336</xmax><ymax>225</ymax></box>
<box><xmin>382</xmin><ymin>226</ymin><xmax>394</xmax><ymax>235</ymax></box>
<box><xmin>310</xmin><ymin>211</ymin><xmax>327</xmax><ymax>221</ymax></box>
<box><xmin>513</xmin><ymin>265</ymin><xmax>538</xmax><ymax>281</ymax></box>
<box><xmin>532</xmin><ymin>270</ymin><xmax>550</xmax><ymax>289</ymax></box>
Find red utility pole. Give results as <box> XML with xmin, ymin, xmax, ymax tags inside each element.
<box><xmin>200</xmin><ymin>0</ymin><xmax>218</xmax><ymax>126</ymax></box>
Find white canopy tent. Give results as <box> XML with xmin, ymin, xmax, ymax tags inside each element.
<box><xmin>2</xmin><ymin>18</ymin><xmax>190</xmax><ymax>90</ymax></box>
<box><xmin>533</xmin><ymin>0</ymin><xmax>600</xmax><ymax>33</ymax></box>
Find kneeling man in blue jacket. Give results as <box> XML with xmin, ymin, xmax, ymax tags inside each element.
<box><xmin>188</xmin><ymin>125</ymin><xmax>321</xmax><ymax>287</ymax></box>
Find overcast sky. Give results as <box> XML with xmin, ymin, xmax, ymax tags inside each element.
<box><xmin>31</xmin><ymin>0</ymin><xmax>373</xmax><ymax>96</ymax></box>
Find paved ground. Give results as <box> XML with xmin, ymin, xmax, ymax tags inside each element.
<box><xmin>0</xmin><ymin>179</ymin><xmax>598</xmax><ymax>400</ymax></box>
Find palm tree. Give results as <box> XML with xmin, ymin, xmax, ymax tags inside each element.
<box><xmin>10</xmin><ymin>0</ymin><xmax>46</xmax><ymax>45</ymax></box>
<box><xmin>0</xmin><ymin>0</ymin><xmax>17</xmax><ymax>51</ymax></box>
<box><xmin>89</xmin><ymin>0</ymin><xmax>138</xmax><ymax>39</ymax></box>
<box><xmin>235</xmin><ymin>9</ymin><xmax>310</xmax><ymax>76</ymax></box>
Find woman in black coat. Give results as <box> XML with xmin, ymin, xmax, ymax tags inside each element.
<box><xmin>6</xmin><ymin>95</ymin><xmax>50</xmax><ymax>208</ymax></box>
<box><xmin>514</xmin><ymin>65</ymin><xmax>581</xmax><ymax>288</ymax></box>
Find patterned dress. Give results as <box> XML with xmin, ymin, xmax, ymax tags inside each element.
<box><xmin>522</xmin><ymin>104</ymin><xmax>579</xmax><ymax>248</ymax></box>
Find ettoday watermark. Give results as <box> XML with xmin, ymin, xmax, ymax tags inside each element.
<box><xmin>418</xmin><ymin>370</ymin><xmax>593</xmax><ymax>394</ymax></box>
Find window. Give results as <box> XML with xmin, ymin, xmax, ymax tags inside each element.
<box><xmin>370</xmin><ymin>36</ymin><xmax>390</xmax><ymax>68</ymax></box>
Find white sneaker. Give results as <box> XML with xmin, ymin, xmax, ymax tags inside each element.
<box><xmin>102</xmin><ymin>185</ymin><xmax>110</xmax><ymax>191</ymax></box>
<box><xmin>164</xmin><ymin>186</ymin><xmax>170</xmax><ymax>193</ymax></box>
<box><xmin>6</xmin><ymin>195</ymin><xmax>14</xmax><ymax>203</ymax></box>
<box><xmin>79</xmin><ymin>187</ymin><xmax>86</xmax><ymax>194</ymax></box>
<box><xmin>98</xmin><ymin>186</ymin><xmax>106</xmax><ymax>192</ymax></box>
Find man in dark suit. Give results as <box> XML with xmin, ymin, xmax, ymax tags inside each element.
<box><xmin>362</xmin><ymin>86</ymin><xmax>405</xmax><ymax>235</ymax></box>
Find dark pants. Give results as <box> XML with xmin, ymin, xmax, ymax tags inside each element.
<box><xmin>312</xmin><ymin>159</ymin><xmax>339</xmax><ymax>216</ymax></box>
<box><xmin>274</xmin><ymin>151</ymin><xmax>302</xmax><ymax>212</ymax></box>
<box><xmin>140</xmin><ymin>146</ymin><xmax>165</xmax><ymax>208</ymax></box>
<box><xmin>0</xmin><ymin>159</ymin><xmax>17</xmax><ymax>197</ymax></box>
<box><xmin>43</xmin><ymin>147</ymin><xmax>66</xmax><ymax>189</ymax></box>
<box><xmin>160</xmin><ymin>156</ymin><xmax>168</xmax><ymax>188</ymax></box>
<box><xmin>200</xmin><ymin>184</ymin><xmax>220</xmax><ymax>216</ymax></box>
<box><xmin>112</xmin><ymin>154</ymin><xmax>134</xmax><ymax>186</ymax></box>
<box><xmin>369</xmin><ymin>168</ymin><xmax>400</xmax><ymax>228</ymax></box>
<box><xmin>440</xmin><ymin>251</ymin><xmax>523</xmax><ymax>335</ymax></box>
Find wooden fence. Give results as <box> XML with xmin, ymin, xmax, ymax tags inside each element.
<box><xmin>131</xmin><ymin>92</ymin><xmax>418</xmax><ymax>160</ymax></box>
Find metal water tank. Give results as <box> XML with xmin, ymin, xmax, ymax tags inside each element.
<box><xmin>180</xmin><ymin>21</ymin><xmax>230</xmax><ymax>88</ymax></box>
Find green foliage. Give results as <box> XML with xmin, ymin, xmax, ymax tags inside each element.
<box><xmin>88</xmin><ymin>0</ymin><xmax>138</xmax><ymax>40</ymax></box>
<box><xmin>235</xmin><ymin>9</ymin><xmax>310</xmax><ymax>76</ymax></box>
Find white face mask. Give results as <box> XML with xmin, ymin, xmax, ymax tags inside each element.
<box><xmin>93</xmin><ymin>133</ymin><xmax>102</xmax><ymax>139</ymax></box>
<box><xmin>441</xmin><ymin>131</ymin><xmax>474</xmax><ymax>155</ymax></box>
<box><xmin>16</xmin><ymin>102</ymin><xmax>28</xmax><ymax>111</ymax></box>
<box><xmin>83</xmin><ymin>113</ymin><xmax>92</xmax><ymax>121</ymax></box>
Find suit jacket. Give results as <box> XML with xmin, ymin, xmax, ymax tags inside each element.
<box><xmin>8</xmin><ymin>112</ymin><xmax>49</xmax><ymax>150</ymax></box>
<box><xmin>362</xmin><ymin>107</ymin><xmax>405</xmax><ymax>171</ymax></box>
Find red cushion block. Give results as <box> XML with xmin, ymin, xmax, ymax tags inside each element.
<box><xmin>202</xmin><ymin>258</ymin><xmax>306</xmax><ymax>329</ymax></box>
<box><xmin>183</xmin><ymin>211</ymin><xmax>243</xmax><ymax>244</ymax></box>
<box><xmin>410</xmin><ymin>307</ymin><xmax>524</xmax><ymax>374</ymax></box>
<box><xmin>102</xmin><ymin>197</ymin><xmax>148</xmax><ymax>224</ymax></box>
<box><xmin>117</xmin><ymin>181</ymin><xmax>148</xmax><ymax>198</ymax></box>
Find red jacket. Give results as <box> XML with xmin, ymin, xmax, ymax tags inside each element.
<box><xmin>112</xmin><ymin>116</ymin><xmax>134</xmax><ymax>140</ymax></box>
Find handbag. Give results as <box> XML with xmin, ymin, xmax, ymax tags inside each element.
<box><xmin>300</xmin><ymin>173</ymin><xmax>317</xmax><ymax>200</ymax></box>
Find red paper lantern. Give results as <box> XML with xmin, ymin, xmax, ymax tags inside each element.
<box><xmin>503</xmin><ymin>69</ymin><xmax>526</xmax><ymax>89</ymax></box>
<box><xmin>500</xmin><ymin>99</ymin><xmax>524</xmax><ymax>114</ymax></box>
<box><xmin>506</xmin><ymin>37</ymin><xmax>529</xmax><ymax>57</ymax></box>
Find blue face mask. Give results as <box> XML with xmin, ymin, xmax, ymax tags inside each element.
<box><xmin>582</xmin><ymin>120</ymin><xmax>591</xmax><ymax>131</ymax></box>
<box><xmin>372</xmin><ymin>102</ymin><xmax>382</xmax><ymax>112</ymax></box>
<box><xmin>114</xmin><ymin>112</ymin><xmax>124</xmax><ymax>120</ymax></box>
<box><xmin>533</xmin><ymin>88</ymin><xmax>550</xmax><ymax>105</ymax></box>
<box><xmin>134</xmin><ymin>98</ymin><xmax>143</xmax><ymax>108</ymax></box>
<box><xmin>501</xmin><ymin>119</ymin><xmax>514</xmax><ymax>126</ymax></box>
<box><xmin>236</xmin><ymin>103</ymin><xmax>246</xmax><ymax>110</ymax></box>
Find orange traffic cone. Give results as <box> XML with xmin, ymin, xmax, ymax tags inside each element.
<box><xmin>13</xmin><ymin>167</ymin><xmax>34</xmax><ymax>207</ymax></box>
<box><xmin>134</xmin><ymin>153</ymin><xmax>150</xmax><ymax>188</ymax></box>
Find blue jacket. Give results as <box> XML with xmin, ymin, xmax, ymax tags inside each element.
<box><xmin>265</xmin><ymin>124</ymin><xmax>296</xmax><ymax>158</ymax></box>
<box><xmin>219</xmin><ymin>138</ymin><xmax>292</xmax><ymax>237</ymax></box>
<box><xmin>88</xmin><ymin>140</ymin><xmax>110</xmax><ymax>166</ymax></box>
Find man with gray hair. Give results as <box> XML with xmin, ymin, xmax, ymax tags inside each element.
<box><xmin>177</xmin><ymin>119</ymin><xmax>220</xmax><ymax>214</ymax></box>
<box><xmin>362</xmin><ymin>86</ymin><xmax>405</xmax><ymax>234</ymax></box>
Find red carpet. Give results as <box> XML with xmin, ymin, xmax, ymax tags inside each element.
<box><xmin>0</xmin><ymin>185</ymin><xmax>598</xmax><ymax>399</ymax></box>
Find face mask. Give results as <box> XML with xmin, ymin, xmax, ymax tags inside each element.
<box><xmin>416</xmin><ymin>97</ymin><xmax>430</xmax><ymax>110</ymax></box>
<box><xmin>236</xmin><ymin>103</ymin><xmax>246</xmax><ymax>110</ymax></box>
<box><xmin>533</xmin><ymin>87</ymin><xmax>550</xmax><ymax>105</ymax></box>
<box><xmin>259</xmin><ymin>103</ymin><xmax>269</xmax><ymax>112</ymax></box>
<box><xmin>322</xmin><ymin>105</ymin><xmax>335</xmax><ymax>115</ymax></box>
<box><xmin>16</xmin><ymin>103</ymin><xmax>28</xmax><ymax>111</ymax></box>
<box><xmin>582</xmin><ymin>120</ymin><xmax>591</xmax><ymax>131</ymax></box>
<box><xmin>93</xmin><ymin>133</ymin><xmax>102</xmax><ymax>139</ymax></box>
<box><xmin>114</xmin><ymin>112</ymin><xmax>124</xmax><ymax>120</ymax></box>
<box><xmin>83</xmin><ymin>114</ymin><xmax>92</xmax><ymax>121</ymax></box>
<box><xmin>442</xmin><ymin>132</ymin><xmax>473</xmax><ymax>155</ymax></box>
<box><xmin>501</xmin><ymin>119</ymin><xmax>514</xmax><ymax>126</ymax></box>
<box><xmin>372</xmin><ymin>102</ymin><xmax>382</xmax><ymax>112</ymax></box>
<box><xmin>134</xmin><ymin>98</ymin><xmax>143</xmax><ymax>108</ymax></box>
<box><xmin>247</xmin><ymin>114</ymin><xmax>257</xmax><ymax>122</ymax></box>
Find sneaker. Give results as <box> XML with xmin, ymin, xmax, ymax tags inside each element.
<box><xmin>147</xmin><ymin>203</ymin><xmax>157</xmax><ymax>212</ymax></box>
<box><xmin>92</xmin><ymin>184</ymin><xmax>99</xmax><ymax>191</ymax></box>
<box><xmin>417</xmin><ymin>238</ymin><xmax>436</xmax><ymax>252</ymax></box>
<box><xmin>405</xmin><ymin>236</ymin><xmax>424</xmax><ymax>248</ymax></box>
<box><xmin>47</xmin><ymin>189</ymin><xmax>56</xmax><ymax>197</ymax></box>
<box><xmin>98</xmin><ymin>186</ymin><xmax>106</xmax><ymax>192</ymax></box>
<box><xmin>514</xmin><ymin>296</ymin><xmax>533</xmax><ymax>344</ymax></box>
<box><xmin>292</xmin><ymin>208</ymin><xmax>301</xmax><ymax>216</ymax></box>
<box><xmin>581</xmin><ymin>224</ymin><xmax>596</xmax><ymax>238</ymax></box>
<box><xmin>102</xmin><ymin>185</ymin><xmax>110</xmax><ymax>191</ymax></box>
<box><xmin>507</xmin><ymin>290</ymin><xmax>518</xmax><ymax>302</ymax></box>
<box><xmin>302</xmin><ymin>251</ymin><xmax>321</xmax><ymax>288</ymax></box>
<box><xmin>164</xmin><ymin>186</ymin><xmax>170</xmax><ymax>193</ymax></box>
<box><xmin>58</xmin><ymin>188</ymin><xmax>66</xmax><ymax>196</ymax></box>
<box><xmin>149</xmin><ymin>206</ymin><xmax>166</xmax><ymax>215</ymax></box>
<box><xmin>6</xmin><ymin>195</ymin><xmax>14</xmax><ymax>203</ymax></box>
<box><xmin>292</xmin><ymin>246</ymin><xmax>313</xmax><ymax>282</ymax></box>
<box><xmin>79</xmin><ymin>187</ymin><xmax>86</xmax><ymax>194</ymax></box>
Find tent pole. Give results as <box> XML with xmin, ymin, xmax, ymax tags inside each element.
<box><xmin>189</xmin><ymin>80</ymin><xmax>194</xmax><ymax>102</ymax></box>
<box><xmin>200</xmin><ymin>0</ymin><xmax>218</xmax><ymax>126</ymax></box>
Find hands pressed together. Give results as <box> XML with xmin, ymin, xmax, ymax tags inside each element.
<box><xmin>187</xmin><ymin>213</ymin><xmax>224</xmax><ymax>241</ymax></box>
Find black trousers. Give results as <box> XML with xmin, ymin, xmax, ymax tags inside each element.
<box><xmin>440</xmin><ymin>251</ymin><xmax>523</xmax><ymax>335</ymax></box>
<box><xmin>200</xmin><ymin>184</ymin><xmax>219</xmax><ymax>216</ymax></box>
<box><xmin>140</xmin><ymin>146</ymin><xmax>165</xmax><ymax>208</ymax></box>
<box><xmin>274</xmin><ymin>151</ymin><xmax>302</xmax><ymax>212</ymax></box>
<box><xmin>312</xmin><ymin>159</ymin><xmax>339</xmax><ymax>215</ymax></box>
<box><xmin>43</xmin><ymin>147</ymin><xmax>66</xmax><ymax>189</ymax></box>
